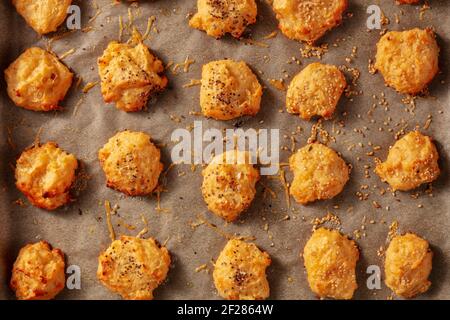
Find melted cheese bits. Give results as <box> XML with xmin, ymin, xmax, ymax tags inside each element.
<box><xmin>375</xmin><ymin>131</ymin><xmax>440</xmax><ymax>191</ymax></box>
<box><xmin>213</xmin><ymin>239</ymin><xmax>271</xmax><ymax>300</ymax></box>
<box><xmin>97</xmin><ymin>235</ymin><xmax>171</xmax><ymax>300</ymax></box>
<box><xmin>5</xmin><ymin>47</ymin><xmax>73</xmax><ymax>112</ymax></box>
<box><xmin>202</xmin><ymin>150</ymin><xmax>260</xmax><ymax>222</ymax></box>
<box><xmin>200</xmin><ymin>59</ymin><xmax>262</xmax><ymax>120</ymax></box>
<box><xmin>287</xmin><ymin>62</ymin><xmax>346</xmax><ymax>120</ymax></box>
<box><xmin>272</xmin><ymin>0</ymin><xmax>347</xmax><ymax>43</ymax></box>
<box><xmin>12</xmin><ymin>0</ymin><xmax>72</xmax><ymax>35</ymax></box>
<box><xmin>385</xmin><ymin>233</ymin><xmax>433</xmax><ymax>298</ymax></box>
<box><xmin>375</xmin><ymin>28</ymin><xmax>439</xmax><ymax>94</ymax></box>
<box><xmin>303</xmin><ymin>228</ymin><xmax>359</xmax><ymax>299</ymax></box>
<box><xmin>98</xmin><ymin>30</ymin><xmax>168</xmax><ymax>112</ymax></box>
<box><xmin>289</xmin><ymin>143</ymin><xmax>349</xmax><ymax>204</ymax></box>
<box><xmin>11</xmin><ymin>241</ymin><xmax>66</xmax><ymax>300</ymax></box>
<box><xmin>98</xmin><ymin>130</ymin><xmax>163</xmax><ymax>196</ymax></box>
<box><xmin>189</xmin><ymin>0</ymin><xmax>258</xmax><ymax>39</ymax></box>
<box><xmin>15</xmin><ymin>142</ymin><xmax>78</xmax><ymax>210</ymax></box>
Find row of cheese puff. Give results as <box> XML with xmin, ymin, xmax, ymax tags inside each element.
<box><xmin>10</xmin><ymin>227</ymin><xmax>432</xmax><ymax>300</ymax></box>
<box><xmin>4</xmin><ymin>27</ymin><xmax>440</xmax><ymax>119</ymax></box>
<box><xmin>14</xmin><ymin>130</ymin><xmax>440</xmax><ymax>222</ymax></box>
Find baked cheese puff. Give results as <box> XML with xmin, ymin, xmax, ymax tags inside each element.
<box><xmin>375</xmin><ymin>28</ymin><xmax>439</xmax><ymax>94</ymax></box>
<box><xmin>286</xmin><ymin>62</ymin><xmax>346</xmax><ymax>120</ymax></box>
<box><xmin>98</xmin><ymin>30</ymin><xmax>168</xmax><ymax>112</ymax></box>
<box><xmin>213</xmin><ymin>239</ymin><xmax>271</xmax><ymax>300</ymax></box>
<box><xmin>5</xmin><ymin>47</ymin><xmax>73</xmax><ymax>112</ymax></box>
<box><xmin>11</xmin><ymin>241</ymin><xmax>65</xmax><ymax>300</ymax></box>
<box><xmin>97</xmin><ymin>235</ymin><xmax>171</xmax><ymax>300</ymax></box>
<box><xmin>189</xmin><ymin>0</ymin><xmax>257</xmax><ymax>39</ymax></box>
<box><xmin>15</xmin><ymin>142</ymin><xmax>78</xmax><ymax>210</ymax></box>
<box><xmin>98</xmin><ymin>130</ymin><xmax>163</xmax><ymax>196</ymax></box>
<box><xmin>202</xmin><ymin>150</ymin><xmax>259</xmax><ymax>222</ymax></box>
<box><xmin>272</xmin><ymin>0</ymin><xmax>347</xmax><ymax>44</ymax></box>
<box><xmin>200</xmin><ymin>59</ymin><xmax>262</xmax><ymax>120</ymax></box>
<box><xmin>12</xmin><ymin>0</ymin><xmax>72</xmax><ymax>35</ymax></box>
<box><xmin>289</xmin><ymin>143</ymin><xmax>349</xmax><ymax>205</ymax></box>
<box><xmin>303</xmin><ymin>228</ymin><xmax>359</xmax><ymax>300</ymax></box>
<box><xmin>385</xmin><ymin>233</ymin><xmax>433</xmax><ymax>298</ymax></box>
<box><xmin>375</xmin><ymin>131</ymin><xmax>440</xmax><ymax>191</ymax></box>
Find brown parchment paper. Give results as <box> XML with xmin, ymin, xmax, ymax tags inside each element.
<box><xmin>0</xmin><ymin>0</ymin><xmax>449</xmax><ymax>300</ymax></box>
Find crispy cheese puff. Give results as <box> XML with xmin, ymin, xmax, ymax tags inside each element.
<box><xmin>98</xmin><ymin>130</ymin><xmax>163</xmax><ymax>196</ymax></box>
<box><xmin>375</xmin><ymin>28</ymin><xmax>439</xmax><ymax>94</ymax></box>
<box><xmin>200</xmin><ymin>59</ymin><xmax>262</xmax><ymax>120</ymax></box>
<box><xmin>375</xmin><ymin>131</ymin><xmax>440</xmax><ymax>191</ymax></box>
<box><xmin>11</xmin><ymin>241</ymin><xmax>65</xmax><ymax>300</ymax></box>
<box><xmin>5</xmin><ymin>47</ymin><xmax>73</xmax><ymax>112</ymax></box>
<box><xmin>12</xmin><ymin>0</ymin><xmax>72</xmax><ymax>35</ymax></box>
<box><xmin>202</xmin><ymin>150</ymin><xmax>260</xmax><ymax>222</ymax></box>
<box><xmin>213</xmin><ymin>239</ymin><xmax>271</xmax><ymax>300</ymax></box>
<box><xmin>289</xmin><ymin>143</ymin><xmax>349</xmax><ymax>205</ymax></box>
<box><xmin>286</xmin><ymin>62</ymin><xmax>346</xmax><ymax>120</ymax></box>
<box><xmin>272</xmin><ymin>0</ymin><xmax>347</xmax><ymax>43</ymax></box>
<box><xmin>15</xmin><ymin>142</ymin><xmax>78</xmax><ymax>210</ymax></box>
<box><xmin>303</xmin><ymin>228</ymin><xmax>359</xmax><ymax>300</ymax></box>
<box><xmin>189</xmin><ymin>0</ymin><xmax>257</xmax><ymax>39</ymax></box>
<box><xmin>98</xmin><ymin>30</ymin><xmax>168</xmax><ymax>112</ymax></box>
<box><xmin>97</xmin><ymin>236</ymin><xmax>171</xmax><ymax>300</ymax></box>
<box><xmin>385</xmin><ymin>233</ymin><xmax>433</xmax><ymax>298</ymax></box>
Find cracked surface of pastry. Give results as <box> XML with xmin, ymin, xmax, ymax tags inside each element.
<box><xmin>303</xmin><ymin>228</ymin><xmax>359</xmax><ymax>300</ymax></box>
<box><xmin>98</xmin><ymin>130</ymin><xmax>163</xmax><ymax>196</ymax></box>
<box><xmin>213</xmin><ymin>239</ymin><xmax>271</xmax><ymax>300</ymax></box>
<box><xmin>189</xmin><ymin>0</ymin><xmax>257</xmax><ymax>39</ymax></box>
<box><xmin>5</xmin><ymin>47</ymin><xmax>73</xmax><ymax>112</ymax></box>
<box><xmin>97</xmin><ymin>235</ymin><xmax>171</xmax><ymax>300</ymax></box>
<box><xmin>200</xmin><ymin>59</ymin><xmax>262</xmax><ymax>120</ymax></box>
<box><xmin>289</xmin><ymin>143</ymin><xmax>349</xmax><ymax>204</ymax></box>
<box><xmin>11</xmin><ymin>241</ymin><xmax>65</xmax><ymax>300</ymax></box>
<box><xmin>12</xmin><ymin>0</ymin><xmax>72</xmax><ymax>35</ymax></box>
<box><xmin>375</xmin><ymin>131</ymin><xmax>440</xmax><ymax>191</ymax></box>
<box><xmin>286</xmin><ymin>62</ymin><xmax>346</xmax><ymax>120</ymax></box>
<box><xmin>15</xmin><ymin>142</ymin><xmax>78</xmax><ymax>210</ymax></box>
<box><xmin>375</xmin><ymin>28</ymin><xmax>439</xmax><ymax>94</ymax></box>
<box><xmin>202</xmin><ymin>150</ymin><xmax>259</xmax><ymax>222</ymax></box>
<box><xmin>272</xmin><ymin>0</ymin><xmax>347</xmax><ymax>43</ymax></box>
<box><xmin>385</xmin><ymin>233</ymin><xmax>432</xmax><ymax>298</ymax></box>
<box><xmin>98</xmin><ymin>30</ymin><xmax>168</xmax><ymax>112</ymax></box>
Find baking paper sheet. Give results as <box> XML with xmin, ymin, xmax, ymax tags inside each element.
<box><xmin>0</xmin><ymin>0</ymin><xmax>449</xmax><ymax>300</ymax></box>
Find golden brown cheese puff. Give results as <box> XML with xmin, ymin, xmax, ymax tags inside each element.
<box><xmin>98</xmin><ymin>30</ymin><xmax>168</xmax><ymax>112</ymax></box>
<box><xmin>12</xmin><ymin>0</ymin><xmax>72</xmax><ymax>35</ymax></box>
<box><xmin>272</xmin><ymin>0</ymin><xmax>347</xmax><ymax>44</ymax></box>
<box><xmin>213</xmin><ymin>239</ymin><xmax>271</xmax><ymax>300</ymax></box>
<box><xmin>97</xmin><ymin>236</ymin><xmax>171</xmax><ymax>300</ymax></box>
<box><xmin>98</xmin><ymin>130</ymin><xmax>163</xmax><ymax>196</ymax></box>
<box><xmin>5</xmin><ymin>47</ymin><xmax>73</xmax><ymax>112</ymax></box>
<box><xmin>202</xmin><ymin>150</ymin><xmax>259</xmax><ymax>222</ymax></box>
<box><xmin>286</xmin><ymin>62</ymin><xmax>346</xmax><ymax>120</ymax></box>
<box><xmin>375</xmin><ymin>28</ymin><xmax>439</xmax><ymax>95</ymax></box>
<box><xmin>15</xmin><ymin>142</ymin><xmax>78</xmax><ymax>210</ymax></box>
<box><xmin>385</xmin><ymin>233</ymin><xmax>432</xmax><ymax>298</ymax></box>
<box><xmin>200</xmin><ymin>59</ymin><xmax>262</xmax><ymax>120</ymax></box>
<box><xmin>189</xmin><ymin>0</ymin><xmax>257</xmax><ymax>39</ymax></box>
<box><xmin>303</xmin><ymin>228</ymin><xmax>359</xmax><ymax>300</ymax></box>
<box><xmin>375</xmin><ymin>131</ymin><xmax>440</xmax><ymax>191</ymax></box>
<box><xmin>11</xmin><ymin>241</ymin><xmax>65</xmax><ymax>300</ymax></box>
<box><xmin>289</xmin><ymin>143</ymin><xmax>349</xmax><ymax>205</ymax></box>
